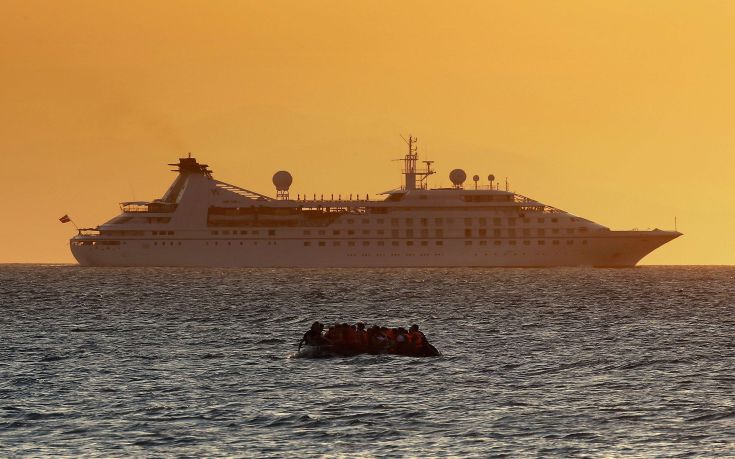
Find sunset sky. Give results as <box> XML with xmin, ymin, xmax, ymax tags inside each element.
<box><xmin>1</xmin><ymin>1</ymin><xmax>733</xmax><ymax>264</ymax></box>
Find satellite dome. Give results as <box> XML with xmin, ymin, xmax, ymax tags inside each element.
<box><xmin>488</xmin><ymin>174</ymin><xmax>495</xmax><ymax>182</ymax></box>
<box><xmin>272</xmin><ymin>170</ymin><xmax>293</xmax><ymax>191</ymax></box>
<box><xmin>449</xmin><ymin>169</ymin><xmax>467</xmax><ymax>187</ymax></box>
<box><xmin>472</xmin><ymin>174</ymin><xmax>480</xmax><ymax>182</ymax></box>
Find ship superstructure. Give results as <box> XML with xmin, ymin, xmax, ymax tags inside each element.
<box><xmin>70</xmin><ymin>139</ymin><xmax>680</xmax><ymax>267</ymax></box>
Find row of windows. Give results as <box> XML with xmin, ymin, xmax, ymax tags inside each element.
<box><xmin>304</xmin><ymin>239</ymin><xmax>588</xmax><ymax>247</ymax></box>
<box><xmin>152</xmin><ymin>230</ymin><xmax>175</xmax><ymax>235</ymax></box>
<box><xmin>84</xmin><ymin>239</ymin><xmax>589</xmax><ymax>248</ymax></box>
<box><xmin>340</xmin><ymin>216</ymin><xmax>577</xmax><ymax>226</ymax></box>
<box><xmin>211</xmin><ymin>229</ymin><xmax>276</xmax><ymax>236</ymax></box>
<box><xmin>302</xmin><ymin>228</ymin><xmax>587</xmax><ymax>237</ymax></box>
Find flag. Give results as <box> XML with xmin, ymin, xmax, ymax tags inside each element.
<box><xmin>59</xmin><ymin>214</ymin><xmax>71</xmax><ymax>223</ymax></box>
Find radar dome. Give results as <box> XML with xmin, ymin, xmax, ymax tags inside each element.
<box><xmin>472</xmin><ymin>174</ymin><xmax>480</xmax><ymax>182</ymax></box>
<box><xmin>488</xmin><ymin>174</ymin><xmax>495</xmax><ymax>182</ymax></box>
<box><xmin>272</xmin><ymin>170</ymin><xmax>293</xmax><ymax>191</ymax></box>
<box><xmin>449</xmin><ymin>169</ymin><xmax>467</xmax><ymax>187</ymax></box>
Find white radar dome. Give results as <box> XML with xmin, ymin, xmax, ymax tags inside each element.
<box><xmin>449</xmin><ymin>169</ymin><xmax>467</xmax><ymax>187</ymax></box>
<box><xmin>272</xmin><ymin>170</ymin><xmax>293</xmax><ymax>191</ymax></box>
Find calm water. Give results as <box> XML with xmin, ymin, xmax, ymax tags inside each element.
<box><xmin>0</xmin><ymin>265</ymin><xmax>733</xmax><ymax>457</ymax></box>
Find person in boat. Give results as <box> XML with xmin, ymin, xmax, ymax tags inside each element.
<box><xmin>408</xmin><ymin>324</ymin><xmax>439</xmax><ymax>356</ymax></box>
<box><xmin>298</xmin><ymin>321</ymin><xmax>328</xmax><ymax>350</ymax></box>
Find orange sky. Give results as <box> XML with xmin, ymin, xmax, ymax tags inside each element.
<box><xmin>1</xmin><ymin>1</ymin><xmax>733</xmax><ymax>264</ymax></box>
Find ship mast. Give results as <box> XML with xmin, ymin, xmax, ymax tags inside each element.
<box><xmin>402</xmin><ymin>135</ymin><xmax>434</xmax><ymax>190</ymax></box>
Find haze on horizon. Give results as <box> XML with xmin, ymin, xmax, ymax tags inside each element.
<box><xmin>1</xmin><ymin>1</ymin><xmax>733</xmax><ymax>265</ymax></box>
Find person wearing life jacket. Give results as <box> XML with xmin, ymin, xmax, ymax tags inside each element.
<box><xmin>299</xmin><ymin>321</ymin><xmax>327</xmax><ymax>350</ymax></box>
<box><xmin>408</xmin><ymin>324</ymin><xmax>439</xmax><ymax>356</ymax></box>
<box><xmin>355</xmin><ymin>322</ymin><xmax>368</xmax><ymax>353</ymax></box>
<box><xmin>395</xmin><ymin>327</ymin><xmax>409</xmax><ymax>355</ymax></box>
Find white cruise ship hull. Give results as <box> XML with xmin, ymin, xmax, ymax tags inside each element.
<box><xmin>71</xmin><ymin>231</ymin><xmax>679</xmax><ymax>268</ymax></box>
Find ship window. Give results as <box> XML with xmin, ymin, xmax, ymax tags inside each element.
<box><xmin>406</xmin><ymin>218</ymin><xmax>413</xmax><ymax>225</ymax></box>
<box><xmin>347</xmin><ymin>219</ymin><xmax>354</xmax><ymax>224</ymax></box>
<box><xmin>420</xmin><ymin>218</ymin><xmax>428</xmax><ymax>226</ymax></box>
<box><xmin>377</xmin><ymin>229</ymin><xmax>385</xmax><ymax>235</ymax></box>
<box><xmin>391</xmin><ymin>218</ymin><xmax>399</xmax><ymax>226</ymax></box>
<box><xmin>392</xmin><ymin>241</ymin><xmax>399</xmax><ymax>246</ymax></box>
<box><xmin>493</xmin><ymin>217</ymin><xmax>501</xmax><ymax>225</ymax></box>
<box><xmin>570</xmin><ymin>218</ymin><xmax>577</xmax><ymax>222</ymax></box>
<box><xmin>523</xmin><ymin>240</ymin><xmax>531</xmax><ymax>246</ymax></box>
<box><xmin>304</xmin><ymin>241</ymin><xmax>311</xmax><ymax>246</ymax></box>
<box><xmin>494</xmin><ymin>229</ymin><xmax>501</xmax><ymax>237</ymax></box>
<box><xmin>252</xmin><ymin>230</ymin><xmax>259</xmax><ymax>235</ymax></box>
<box><xmin>509</xmin><ymin>240</ymin><xmax>517</xmax><ymax>246</ymax></box>
<box><xmin>227</xmin><ymin>241</ymin><xmax>231</xmax><ymax>246</ymax></box>
<box><xmin>464</xmin><ymin>218</ymin><xmax>472</xmax><ymax>226</ymax></box>
<box><xmin>406</xmin><ymin>241</ymin><xmax>414</xmax><ymax>246</ymax></box>
<box><xmin>378</xmin><ymin>241</ymin><xmax>385</xmax><ymax>246</ymax></box>
<box><xmin>551</xmin><ymin>218</ymin><xmax>558</xmax><ymax>223</ymax></box>
<box><xmin>508</xmin><ymin>229</ymin><xmax>516</xmax><ymax>237</ymax></box>
<box><xmin>153</xmin><ymin>242</ymin><xmax>157</xmax><ymax>246</ymax></box>
<box><xmin>435</xmin><ymin>241</ymin><xmax>443</xmax><ymax>246</ymax></box>
<box><xmin>578</xmin><ymin>227</ymin><xmax>588</xmax><ymax>233</ymax></box>
<box><xmin>223</xmin><ymin>231</ymin><xmax>230</xmax><ymax>235</ymax></box>
<box><xmin>434</xmin><ymin>218</ymin><xmax>443</xmax><ymax>225</ymax></box>
<box><xmin>212</xmin><ymin>231</ymin><xmax>219</xmax><ymax>235</ymax></box>
<box><xmin>538</xmin><ymin>229</ymin><xmax>546</xmax><ymax>236</ymax></box>
<box><xmin>553</xmin><ymin>240</ymin><xmax>560</xmax><ymax>245</ymax></box>
<box><xmin>479</xmin><ymin>240</ymin><xmax>487</xmax><ymax>246</ymax></box>
<box><xmin>478</xmin><ymin>229</ymin><xmax>487</xmax><ymax>237</ymax></box>
<box><xmin>523</xmin><ymin>229</ymin><xmax>531</xmax><ymax>237</ymax></box>
<box><xmin>406</xmin><ymin>229</ymin><xmax>414</xmax><ymax>237</ymax></box>
<box><xmin>435</xmin><ymin>229</ymin><xmax>444</xmax><ymax>237</ymax></box>
<box><xmin>447</xmin><ymin>218</ymin><xmax>454</xmax><ymax>224</ymax></box>
<box><xmin>582</xmin><ymin>240</ymin><xmax>588</xmax><ymax>245</ymax></box>
<box><xmin>465</xmin><ymin>240</ymin><xmax>472</xmax><ymax>246</ymax></box>
<box><xmin>420</xmin><ymin>229</ymin><xmax>428</xmax><ymax>238</ymax></box>
<box><xmin>348</xmin><ymin>241</ymin><xmax>356</xmax><ymax>246</ymax></box>
<box><xmin>421</xmin><ymin>241</ymin><xmax>428</xmax><ymax>246</ymax></box>
<box><xmin>552</xmin><ymin>228</ymin><xmax>559</xmax><ymax>234</ymax></box>
<box><xmin>508</xmin><ymin>218</ymin><xmax>516</xmax><ymax>226</ymax></box>
<box><xmin>479</xmin><ymin>218</ymin><xmax>487</xmax><ymax>226</ymax></box>
<box><xmin>240</xmin><ymin>242</ymin><xmax>243</xmax><ymax>245</ymax></box>
<box><xmin>241</xmin><ymin>230</ymin><xmax>248</xmax><ymax>235</ymax></box>
<box><xmin>333</xmin><ymin>241</ymin><xmax>341</xmax><ymax>246</ymax></box>
<box><xmin>268</xmin><ymin>230</ymin><xmax>276</xmax><ymax>236</ymax></box>
<box><xmin>214</xmin><ymin>242</ymin><xmax>218</xmax><ymax>246</ymax></box>
<box><xmin>362</xmin><ymin>218</ymin><xmax>369</xmax><ymax>224</ymax></box>
<box><xmin>362</xmin><ymin>230</ymin><xmax>370</xmax><ymax>235</ymax></box>
<box><xmin>494</xmin><ymin>240</ymin><xmax>502</xmax><ymax>246</ymax></box>
<box><xmin>362</xmin><ymin>241</ymin><xmax>370</xmax><ymax>246</ymax></box>
<box><xmin>303</xmin><ymin>230</ymin><xmax>311</xmax><ymax>235</ymax></box>
<box><xmin>523</xmin><ymin>217</ymin><xmax>530</xmax><ymax>223</ymax></box>
<box><xmin>318</xmin><ymin>241</ymin><xmax>325</xmax><ymax>246</ymax></box>
<box><xmin>333</xmin><ymin>230</ymin><xmax>340</xmax><ymax>235</ymax></box>
<box><xmin>392</xmin><ymin>229</ymin><xmax>399</xmax><ymax>237</ymax></box>
<box><xmin>348</xmin><ymin>230</ymin><xmax>355</xmax><ymax>235</ymax></box>
<box><xmin>377</xmin><ymin>218</ymin><xmax>384</xmax><ymax>224</ymax></box>
<box><xmin>538</xmin><ymin>218</ymin><xmax>545</xmax><ymax>223</ymax></box>
<box><xmin>464</xmin><ymin>229</ymin><xmax>472</xmax><ymax>237</ymax></box>
<box><xmin>538</xmin><ymin>240</ymin><xmax>545</xmax><ymax>245</ymax></box>
<box><xmin>318</xmin><ymin>230</ymin><xmax>325</xmax><ymax>235</ymax></box>
<box><xmin>567</xmin><ymin>239</ymin><xmax>574</xmax><ymax>245</ymax></box>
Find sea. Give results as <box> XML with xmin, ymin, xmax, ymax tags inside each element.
<box><xmin>0</xmin><ymin>265</ymin><xmax>733</xmax><ymax>457</ymax></box>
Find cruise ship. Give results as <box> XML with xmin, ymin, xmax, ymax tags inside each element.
<box><xmin>69</xmin><ymin>138</ymin><xmax>680</xmax><ymax>267</ymax></box>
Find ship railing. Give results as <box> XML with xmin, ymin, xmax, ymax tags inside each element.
<box><xmin>77</xmin><ymin>228</ymin><xmax>100</xmax><ymax>236</ymax></box>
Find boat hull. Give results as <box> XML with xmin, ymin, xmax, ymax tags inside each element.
<box><xmin>70</xmin><ymin>230</ymin><xmax>680</xmax><ymax>268</ymax></box>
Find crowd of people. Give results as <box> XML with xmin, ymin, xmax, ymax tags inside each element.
<box><xmin>298</xmin><ymin>321</ymin><xmax>439</xmax><ymax>357</ymax></box>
